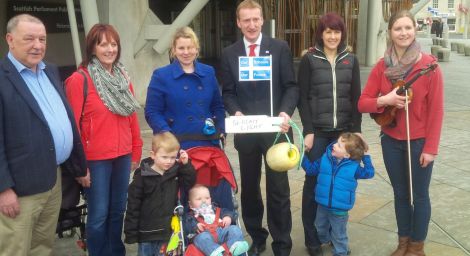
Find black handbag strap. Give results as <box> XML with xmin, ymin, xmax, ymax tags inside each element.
<box><xmin>76</xmin><ymin>70</ymin><xmax>88</xmax><ymax>130</ymax></box>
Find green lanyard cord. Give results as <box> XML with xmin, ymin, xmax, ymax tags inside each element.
<box><xmin>272</xmin><ymin>120</ymin><xmax>305</xmax><ymax>170</ymax></box>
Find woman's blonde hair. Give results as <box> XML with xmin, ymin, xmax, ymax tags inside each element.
<box><xmin>170</xmin><ymin>26</ymin><xmax>200</xmax><ymax>59</ymax></box>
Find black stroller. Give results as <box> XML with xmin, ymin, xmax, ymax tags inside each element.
<box><xmin>56</xmin><ymin>173</ymin><xmax>87</xmax><ymax>251</ymax></box>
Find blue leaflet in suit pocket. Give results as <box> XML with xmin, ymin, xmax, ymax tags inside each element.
<box><xmin>253</xmin><ymin>70</ymin><xmax>271</xmax><ymax>80</ymax></box>
<box><xmin>239</xmin><ymin>57</ymin><xmax>250</xmax><ymax>67</ymax></box>
<box><xmin>240</xmin><ymin>70</ymin><xmax>249</xmax><ymax>80</ymax></box>
<box><xmin>253</xmin><ymin>57</ymin><xmax>270</xmax><ymax>67</ymax></box>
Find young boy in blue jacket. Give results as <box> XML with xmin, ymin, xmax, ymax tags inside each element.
<box><xmin>302</xmin><ymin>132</ymin><xmax>375</xmax><ymax>256</ymax></box>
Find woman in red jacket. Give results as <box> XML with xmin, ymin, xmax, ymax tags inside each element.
<box><xmin>358</xmin><ymin>10</ymin><xmax>443</xmax><ymax>256</ymax></box>
<box><xmin>65</xmin><ymin>24</ymin><xmax>142</xmax><ymax>256</ymax></box>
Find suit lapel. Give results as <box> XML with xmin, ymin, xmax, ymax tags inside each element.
<box><xmin>259</xmin><ymin>34</ymin><xmax>271</xmax><ymax>57</ymax></box>
<box><xmin>2</xmin><ymin>58</ymin><xmax>48</xmax><ymax>125</ymax></box>
<box><xmin>235</xmin><ymin>39</ymin><xmax>246</xmax><ymax>57</ymax></box>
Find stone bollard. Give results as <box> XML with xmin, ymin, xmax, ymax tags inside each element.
<box><xmin>451</xmin><ymin>42</ymin><xmax>458</xmax><ymax>51</ymax></box>
<box><xmin>440</xmin><ymin>39</ymin><xmax>448</xmax><ymax>48</ymax></box>
<box><xmin>431</xmin><ymin>45</ymin><xmax>442</xmax><ymax>57</ymax></box>
<box><xmin>432</xmin><ymin>38</ymin><xmax>438</xmax><ymax>45</ymax></box>
<box><xmin>458</xmin><ymin>43</ymin><xmax>466</xmax><ymax>54</ymax></box>
<box><xmin>437</xmin><ymin>48</ymin><xmax>451</xmax><ymax>62</ymax></box>
<box><xmin>465</xmin><ymin>45</ymin><xmax>470</xmax><ymax>56</ymax></box>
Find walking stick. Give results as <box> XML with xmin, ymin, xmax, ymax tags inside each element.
<box><xmin>404</xmin><ymin>90</ymin><xmax>414</xmax><ymax>207</ymax></box>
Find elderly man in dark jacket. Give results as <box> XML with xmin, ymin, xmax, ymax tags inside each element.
<box><xmin>0</xmin><ymin>14</ymin><xmax>88</xmax><ymax>255</ymax></box>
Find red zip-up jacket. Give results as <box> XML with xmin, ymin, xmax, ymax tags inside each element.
<box><xmin>65</xmin><ymin>67</ymin><xmax>142</xmax><ymax>163</ymax></box>
<box><xmin>358</xmin><ymin>53</ymin><xmax>443</xmax><ymax>155</ymax></box>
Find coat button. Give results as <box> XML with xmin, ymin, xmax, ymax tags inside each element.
<box><xmin>188</xmin><ymin>116</ymin><xmax>193</xmax><ymax>121</ymax></box>
<box><xmin>198</xmin><ymin>101</ymin><xmax>203</xmax><ymax>106</ymax></box>
<box><xmin>186</xmin><ymin>102</ymin><xmax>192</xmax><ymax>107</ymax></box>
<box><xmin>197</xmin><ymin>86</ymin><xmax>203</xmax><ymax>90</ymax></box>
<box><xmin>183</xmin><ymin>86</ymin><xmax>189</xmax><ymax>90</ymax></box>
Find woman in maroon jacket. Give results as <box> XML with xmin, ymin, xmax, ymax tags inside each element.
<box><xmin>65</xmin><ymin>24</ymin><xmax>142</xmax><ymax>256</ymax></box>
<box><xmin>358</xmin><ymin>10</ymin><xmax>443</xmax><ymax>256</ymax></box>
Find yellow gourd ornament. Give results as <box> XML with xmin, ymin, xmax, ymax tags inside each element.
<box><xmin>266</xmin><ymin>120</ymin><xmax>304</xmax><ymax>172</ymax></box>
<box><xmin>266</xmin><ymin>142</ymin><xmax>300</xmax><ymax>172</ymax></box>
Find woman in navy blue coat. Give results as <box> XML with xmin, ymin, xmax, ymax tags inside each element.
<box><xmin>145</xmin><ymin>26</ymin><xmax>225</xmax><ymax>150</ymax></box>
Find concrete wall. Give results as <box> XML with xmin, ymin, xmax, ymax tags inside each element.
<box><xmin>359</xmin><ymin>0</ymin><xmax>387</xmax><ymax>67</ymax></box>
<box><xmin>107</xmin><ymin>0</ymin><xmax>170</xmax><ymax>104</ymax></box>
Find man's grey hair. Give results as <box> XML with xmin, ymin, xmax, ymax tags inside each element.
<box><xmin>6</xmin><ymin>14</ymin><xmax>43</xmax><ymax>33</ymax></box>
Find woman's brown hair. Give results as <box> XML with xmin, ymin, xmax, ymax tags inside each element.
<box><xmin>314</xmin><ymin>12</ymin><xmax>347</xmax><ymax>48</ymax></box>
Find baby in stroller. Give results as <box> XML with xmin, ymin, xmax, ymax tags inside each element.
<box><xmin>124</xmin><ymin>132</ymin><xmax>196</xmax><ymax>256</ymax></box>
<box><xmin>184</xmin><ymin>184</ymin><xmax>249</xmax><ymax>256</ymax></box>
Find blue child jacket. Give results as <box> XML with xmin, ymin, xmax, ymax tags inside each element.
<box><xmin>302</xmin><ymin>142</ymin><xmax>374</xmax><ymax>211</ymax></box>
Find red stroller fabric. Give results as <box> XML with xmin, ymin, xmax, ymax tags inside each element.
<box><xmin>184</xmin><ymin>147</ymin><xmax>237</xmax><ymax>255</ymax></box>
<box><xmin>187</xmin><ymin>147</ymin><xmax>236</xmax><ymax>189</ymax></box>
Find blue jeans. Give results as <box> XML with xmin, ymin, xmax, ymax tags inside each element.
<box><xmin>193</xmin><ymin>225</ymin><xmax>244</xmax><ymax>255</ymax></box>
<box><xmin>302</xmin><ymin>135</ymin><xmax>338</xmax><ymax>248</ymax></box>
<box><xmin>84</xmin><ymin>154</ymin><xmax>131</xmax><ymax>256</ymax></box>
<box><xmin>138</xmin><ymin>240</ymin><xmax>165</xmax><ymax>256</ymax></box>
<box><xmin>315</xmin><ymin>205</ymin><xmax>349</xmax><ymax>256</ymax></box>
<box><xmin>381</xmin><ymin>134</ymin><xmax>433</xmax><ymax>241</ymax></box>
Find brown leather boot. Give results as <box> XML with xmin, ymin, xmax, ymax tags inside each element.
<box><xmin>404</xmin><ymin>241</ymin><xmax>425</xmax><ymax>256</ymax></box>
<box><xmin>390</xmin><ymin>236</ymin><xmax>410</xmax><ymax>256</ymax></box>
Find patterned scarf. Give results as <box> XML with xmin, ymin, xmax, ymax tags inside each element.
<box><xmin>192</xmin><ymin>203</ymin><xmax>216</xmax><ymax>224</ymax></box>
<box><xmin>384</xmin><ymin>40</ymin><xmax>421</xmax><ymax>83</ymax></box>
<box><xmin>87</xmin><ymin>57</ymin><xmax>140</xmax><ymax>116</ymax></box>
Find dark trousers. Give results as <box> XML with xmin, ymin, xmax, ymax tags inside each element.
<box><xmin>381</xmin><ymin>134</ymin><xmax>433</xmax><ymax>241</ymax></box>
<box><xmin>236</xmin><ymin>134</ymin><xmax>292</xmax><ymax>256</ymax></box>
<box><xmin>302</xmin><ymin>135</ymin><xmax>338</xmax><ymax>248</ymax></box>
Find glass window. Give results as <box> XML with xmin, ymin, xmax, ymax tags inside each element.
<box><xmin>433</xmin><ymin>0</ymin><xmax>438</xmax><ymax>8</ymax></box>
<box><xmin>447</xmin><ymin>18</ymin><xmax>455</xmax><ymax>31</ymax></box>
<box><xmin>448</xmin><ymin>0</ymin><xmax>454</xmax><ymax>9</ymax></box>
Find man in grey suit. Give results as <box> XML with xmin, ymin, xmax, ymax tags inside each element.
<box><xmin>0</xmin><ymin>14</ymin><xmax>89</xmax><ymax>255</ymax></box>
<box><xmin>220</xmin><ymin>1</ymin><xmax>299</xmax><ymax>255</ymax></box>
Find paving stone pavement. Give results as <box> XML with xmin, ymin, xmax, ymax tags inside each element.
<box><xmin>53</xmin><ymin>37</ymin><xmax>470</xmax><ymax>255</ymax></box>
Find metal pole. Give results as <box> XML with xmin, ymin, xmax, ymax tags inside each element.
<box><xmin>271</xmin><ymin>19</ymin><xmax>275</xmax><ymax>38</ymax></box>
<box><xmin>66</xmin><ymin>0</ymin><xmax>82</xmax><ymax>67</ymax></box>
<box><xmin>269</xmin><ymin>55</ymin><xmax>273</xmax><ymax>117</ymax></box>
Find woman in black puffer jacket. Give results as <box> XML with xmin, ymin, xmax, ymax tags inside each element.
<box><xmin>297</xmin><ymin>12</ymin><xmax>362</xmax><ymax>256</ymax></box>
